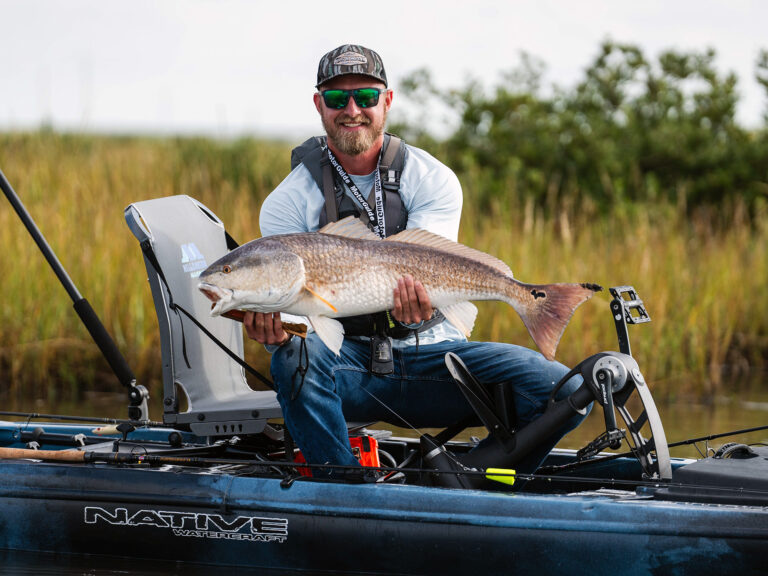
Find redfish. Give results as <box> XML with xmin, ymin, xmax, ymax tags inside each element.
<box><xmin>199</xmin><ymin>217</ymin><xmax>600</xmax><ymax>359</ymax></box>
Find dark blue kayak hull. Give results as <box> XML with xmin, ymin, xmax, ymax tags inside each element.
<box><xmin>1</xmin><ymin>455</ymin><xmax>767</xmax><ymax>576</ymax></box>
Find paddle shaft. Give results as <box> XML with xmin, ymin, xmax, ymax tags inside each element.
<box><xmin>0</xmin><ymin>168</ymin><xmax>137</xmax><ymax>390</ymax></box>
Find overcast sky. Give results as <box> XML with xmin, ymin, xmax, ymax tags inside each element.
<box><xmin>1</xmin><ymin>0</ymin><xmax>766</xmax><ymax>140</ymax></box>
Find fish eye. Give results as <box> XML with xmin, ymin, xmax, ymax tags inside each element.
<box><xmin>222</xmin><ymin>265</ymin><xmax>232</xmax><ymax>274</ymax></box>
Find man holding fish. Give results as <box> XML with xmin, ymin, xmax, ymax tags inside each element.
<box><xmin>212</xmin><ymin>45</ymin><xmax>597</xmax><ymax>476</ymax></box>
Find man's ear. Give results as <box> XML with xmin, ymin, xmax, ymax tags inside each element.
<box><xmin>314</xmin><ymin>92</ymin><xmax>323</xmax><ymax>114</ymax></box>
<box><xmin>384</xmin><ymin>89</ymin><xmax>393</xmax><ymax>111</ymax></box>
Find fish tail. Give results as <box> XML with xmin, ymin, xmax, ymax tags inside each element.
<box><xmin>508</xmin><ymin>282</ymin><xmax>602</xmax><ymax>360</ymax></box>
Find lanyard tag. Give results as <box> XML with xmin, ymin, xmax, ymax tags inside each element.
<box><xmin>369</xmin><ymin>335</ymin><xmax>394</xmax><ymax>375</ymax></box>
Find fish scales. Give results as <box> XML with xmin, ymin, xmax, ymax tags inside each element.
<box><xmin>276</xmin><ymin>233</ymin><xmax>512</xmax><ymax>316</ymax></box>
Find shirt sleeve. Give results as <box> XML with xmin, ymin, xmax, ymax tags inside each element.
<box><xmin>399</xmin><ymin>147</ymin><xmax>463</xmax><ymax>242</ymax></box>
<box><xmin>259</xmin><ymin>165</ymin><xmax>320</xmax><ymax>237</ymax></box>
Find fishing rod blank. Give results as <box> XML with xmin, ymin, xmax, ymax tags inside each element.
<box><xmin>6</xmin><ymin>446</ymin><xmax>768</xmax><ymax>504</ymax></box>
<box><xmin>0</xmin><ymin>411</ymin><xmax>165</xmax><ymax>427</ymax></box>
<box><xmin>0</xmin><ymin>168</ymin><xmax>137</xmax><ymax>392</ymax></box>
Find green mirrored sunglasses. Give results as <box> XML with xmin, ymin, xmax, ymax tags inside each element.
<box><xmin>320</xmin><ymin>88</ymin><xmax>385</xmax><ymax>109</ymax></box>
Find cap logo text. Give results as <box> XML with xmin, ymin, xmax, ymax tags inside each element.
<box><xmin>334</xmin><ymin>52</ymin><xmax>367</xmax><ymax>66</ymax></box>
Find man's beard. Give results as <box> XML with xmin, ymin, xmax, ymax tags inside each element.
<box><xmin>323</xmin><ymin>110</ymin><xmax>387</xmax><ymax>156</ymax></box>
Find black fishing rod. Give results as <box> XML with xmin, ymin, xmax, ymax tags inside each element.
<box><xmin>5</xmin><ymin>445</ymin><xmax>768</xmax><ymax>504</ymax></box>
<box><xmin>539</xmin><ymin>422</ymin><xmax>768</xmax><ymax>476</ymax></box>
<box><xmin>0</xmin><ymin>445</ymin><xmax>604</xmax><ymax>486</ymax></box>
<box><xmin>0</xmin><ymin>411</ymin><xmax>165</xmax><ymax>427</ymax></box>
<box><xmin>0</xmin><ymin>168</ymin><xmax>147</xmax><ymax>420</ymax></box>
<box><xmin>668</xmin><ymin>423</ymin><xmax>768</xmax><ymax>450</ymax></box>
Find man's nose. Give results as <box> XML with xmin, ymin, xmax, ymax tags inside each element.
<box><xmin>342</xmin><ymin>96</ymin><xmax>362</xmax><ymax>115</ymax></box>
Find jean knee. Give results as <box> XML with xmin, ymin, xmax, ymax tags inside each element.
<box><xmin>270</xmin><ymin>338</ymin><xmax>333</xmax><ymax>400</ymax></box>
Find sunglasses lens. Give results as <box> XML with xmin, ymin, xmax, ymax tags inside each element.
<box><xmin>352</xmin><ymin>88</ymin><xmax>381</xmax><ymax>108</ymax></box>
<box><xmin>322</xmin><ymin>90</ymin><xmax>350</xmax><ymax>109</ymax></box>
<box><xmin>322</xmin><ymin>88</ymin><xmax>383</xmax><ymax>109</ymax></box>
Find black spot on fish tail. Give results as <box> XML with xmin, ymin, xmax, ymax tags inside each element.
<box><xmin>518</xmin><ymin>282</ymin><xmax>601</xmax><ymax>360</ymax></box>
<box><xmin>581</xmin><ymin>283</ymin><xmax>603</xmax><ymax>292</ymax></box>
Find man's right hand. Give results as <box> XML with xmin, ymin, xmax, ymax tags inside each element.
<box><xmin>243</xmin><ymin>311</ymin><xmax>291</xmax><ymax>346</ymax></box>
<box><xmin>392</xmin><ymin>274</ymin><xmax>433</xmax><ymax>325</ymax></box>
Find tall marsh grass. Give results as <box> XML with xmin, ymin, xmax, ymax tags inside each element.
<box><xmin>1</xmin><ymin>131</ymin><xmax>766</xmax><ymax>406</ymax></box>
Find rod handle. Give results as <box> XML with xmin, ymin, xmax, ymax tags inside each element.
<box><xmin>0</xmin><ymin>447</ymin><xmax>85</xmax><ymax>462</ymax></box>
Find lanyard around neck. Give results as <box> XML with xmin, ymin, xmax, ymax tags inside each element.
<box><xmin>325</xmin><ymin>147</ymin><xmax>386</xmax><ymax>238</ymax></box>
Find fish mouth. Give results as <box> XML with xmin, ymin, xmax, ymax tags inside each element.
<box><xmin>198</xmin><ymin>282</ymin><xmax>234</xmax><ymax>315</ymax></box>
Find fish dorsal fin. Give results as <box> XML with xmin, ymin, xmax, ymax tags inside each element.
<box><xmin>319</xmin><ymin>216</ymin><xmax>380</xmax><ymax>241</ymax></box>
<box><xmin>386</xmin><ymin>229</ymin><xmax>513</xmax><ymax>278</ymax></box>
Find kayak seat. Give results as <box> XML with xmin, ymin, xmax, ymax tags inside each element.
<box><xmin>125</xmin><ymin>195</ymin><xmax>283</xmax><ymax>437</ymax></box>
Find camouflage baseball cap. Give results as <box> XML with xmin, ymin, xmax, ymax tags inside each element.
<box><xmin>316</xmin><ymin>44</ymin><xmax>388</xmax><ymax>88</ymax></box>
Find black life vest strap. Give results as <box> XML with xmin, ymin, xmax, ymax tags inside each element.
<box><xmin>321</xmin><ymin>156</ymin><xmax>339</xmax><ymax>223</ymax></box>
<box><xmin>370</xmin><ymin>134</ymin><xmax>407</xmax><ymax>236</ymax></box>
<box><xmin>342</xmin><ymin>310</ymin><xmax>446</xmax><ymax>340</ymax></box>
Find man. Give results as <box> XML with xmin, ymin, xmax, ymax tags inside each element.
<box><xmin>244</xmin><ymin>44</ymin><xmax>587</xmax><ymax>476</ymax></box>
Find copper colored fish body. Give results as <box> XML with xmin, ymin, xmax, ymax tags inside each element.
<box><xmin>198</xmin><ymin>217</ymin><xmax>601</xmax><ymax>359</ymax></box>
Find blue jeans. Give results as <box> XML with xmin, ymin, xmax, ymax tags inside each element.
<box><xmin>271</xmin><ymin>335</ymin><xmax>589</xmax><ymax>475</ymax></box>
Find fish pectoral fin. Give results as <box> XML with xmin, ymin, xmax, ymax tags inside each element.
<box><xmin>439</xmin><ymin>302</ymin><xmax>478</xmax><ymax>339</ymax></box>
<box><xmin>304</xmin><ymin>285</ymin><xmax>338</xmax><ymax>313</ymax></box>
<box><xmin>308</xmin><ymin>316</ymin><xmax>345</xmax><ymax>355</ymax></box>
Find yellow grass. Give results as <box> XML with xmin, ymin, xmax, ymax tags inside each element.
<box><xmin>1</xmin><ymin>131</ymin><xmax>766</xmax><ymax>405</ymax></box>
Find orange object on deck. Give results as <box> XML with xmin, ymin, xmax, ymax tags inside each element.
<box><xmin>350</xmin><ymin>435</ymin><xmax>380</xmax><ymax>468</ymax></box>
<box><xmin>294</xmin><ymin>435</ymin><xmax>379</xmax><ymax>477</ymax></box>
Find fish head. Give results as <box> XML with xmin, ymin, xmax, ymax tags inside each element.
<box><xmin>198</xmin><ymin>240</ymin><xmax>305</xmax><ymax>316</ymax></box>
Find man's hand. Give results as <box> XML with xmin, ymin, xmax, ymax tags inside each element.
<box><xmin>392</xmin><ymin>274</ymin><xmax>433</xmax><ymax>325</ymax></box>
<box><xmin>243</xmin><ymin>311</ymin><xmax>291</xmax><ymax>346</ymax></box>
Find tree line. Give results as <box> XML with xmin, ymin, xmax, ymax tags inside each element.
<box><xmin>390</xmin><ymin>41</ymin><xmax>768</xmax><ymax>219</ymax></box>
